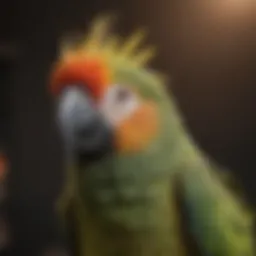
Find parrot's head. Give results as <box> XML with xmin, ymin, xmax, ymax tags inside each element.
<box><xmin>49</xmin><ymin>16</ymin><xmax>185</xmax><ymax>224</ymax></box>
<box><xmin>50</xmin><ymin>17</ymin><xmax>182</xmax><ymax>163</ymax></box>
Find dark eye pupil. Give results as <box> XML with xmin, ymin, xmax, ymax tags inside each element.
<box><xmin>116</xmin><ymin>88</ymin><xmax>130</xmax><ymax>102</ymax></box>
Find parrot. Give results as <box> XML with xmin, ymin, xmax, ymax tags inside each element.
<box><xmin>48</xmin><ymin>15</ymin><xmax>255</xmax><ymax>256</ymax></box>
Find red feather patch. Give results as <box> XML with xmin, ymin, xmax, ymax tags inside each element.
<box><xmin>50</xmin><ymin>54</ymin><xmax>111</xmax><ymax>100</ymax></box>
<box><xmin>0</xmin><ymin>153</ymin><xmax>7</xmax><ymax>182</ymax></box>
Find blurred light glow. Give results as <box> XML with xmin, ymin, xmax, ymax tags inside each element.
<box><xmin>217</xmin><ymin>0</ymin><xmax>253</xmax><ymax>14</ymax></box>
<box><xmin>199</xmin><ymin>0</ymin><xmax>254</xmax><ymax>25</ymax></box>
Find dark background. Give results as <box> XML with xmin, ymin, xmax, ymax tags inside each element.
<box><xmin>0</xmin><ymin>0</ymin><xmax>256</xmax><ymax>255</ymax></box>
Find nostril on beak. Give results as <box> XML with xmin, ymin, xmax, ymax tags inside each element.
<box><xmin>75</xmin><ymin>116</ymin><xmax>102</xmax><ymax>139</ymax></box>
<box><xmin>76</xmin><ymin>124</ymin><xmax>114</xmax><ymax>163</ymax></box>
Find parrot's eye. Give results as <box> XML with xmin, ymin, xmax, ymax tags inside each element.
<box><xmin>99</xmin><ymin>85</ymin><xmax>140</xmax><ymax>126</ymax></box>
<box><xmin>115</xmin><ymin>87</ymin><xmax>131</xmax><ymax>102</ymax></box>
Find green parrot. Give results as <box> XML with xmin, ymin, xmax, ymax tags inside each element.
<box><xmin>48</xmin><ymin>16</ymin><xmax>255</xmax><ymax>256</ymax></box>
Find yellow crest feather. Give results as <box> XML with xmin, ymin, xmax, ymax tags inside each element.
<box><xmin>60</xmin><ymin>14</ymin><xmax>156</xmax><ymax>67</ymax></box>
<box><xmin>119</xmin><ymin>29</ymin><xmax>146</xmax><ymax>57</ymax></box>
<box><xmin>133</xmin><ymin>46</ymin><xmax>156</xmax><ymax>66</ymax></box>
<box><xmin>103</xmin><ymin>35</ymin><xmax>121</xmax><ymax>57</ymax></box>
<box><xmin>82</xmin><ymin>15</ymin><xmax>114</xmax><ymax>52</ymax></box>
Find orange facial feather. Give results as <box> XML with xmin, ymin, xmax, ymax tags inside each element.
<box><xmin>115</xmin><ymin>102</ymin><xmax>158</xmax><ymax>153</ymax></box>
<box><xmin>0</xmin><ymin>154</ymin><xmax>7</xmax><ymax>181</ymax></box>
<box><xmin>50</xmin><ymin>54</ymin><xmax>111</xmax><ymax>100</ymax></box>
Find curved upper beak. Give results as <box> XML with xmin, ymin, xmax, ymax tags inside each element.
<box><xmin>57</xmin><ymin>86</ymin><xmax>113</xmax><ymax>160</ymax></box>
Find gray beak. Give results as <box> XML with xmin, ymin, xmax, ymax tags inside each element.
<box><xmin>57</xmin><ymin>86</ymin><xmax>113</xmax><ymax>161</ymax></box>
